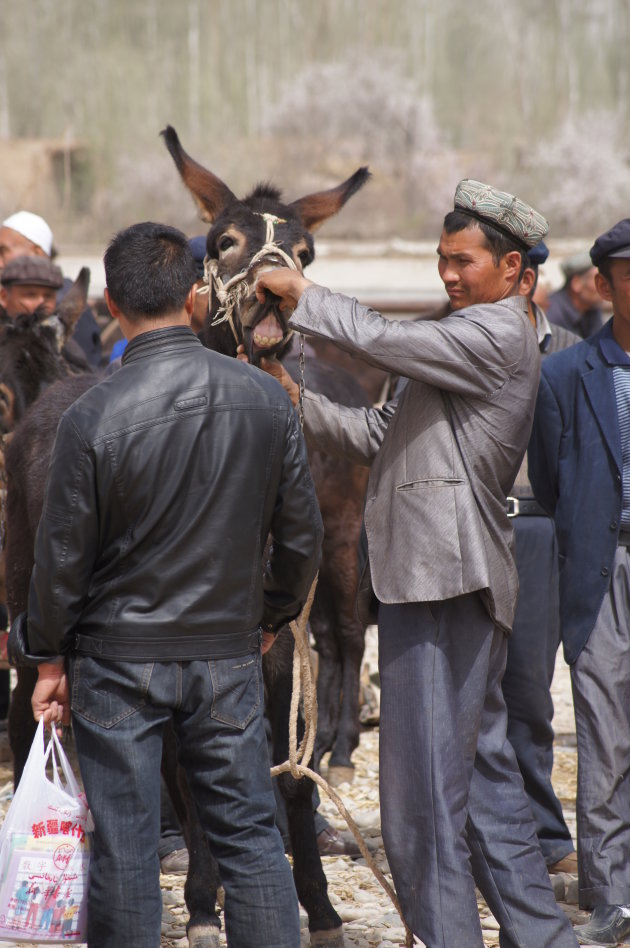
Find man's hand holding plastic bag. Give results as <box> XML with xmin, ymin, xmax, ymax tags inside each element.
<box><xmin>32</xmin><ymin>662</ymin><xmax>70</xmax><ymax>727</ymax></box>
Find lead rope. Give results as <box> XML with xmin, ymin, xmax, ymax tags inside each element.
<box><xmin>271</xmin><ymin>385</ymin><xmax>411</xmax><ymax>946</ymax></box>
<box><xmin>271</xmin><ymin>581</ymin><xmax>412</xmax><ymax>946</ymax></box>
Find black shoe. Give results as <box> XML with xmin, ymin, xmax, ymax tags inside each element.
<box><xmin>316</xmin><ymin>826</ymin><xmax>362</xmax><ymax>859</ymax></box>
<box><xmin>574</xmin><ymin>905</ymin><xmax>630</xmax><ymax>945</ymax></box>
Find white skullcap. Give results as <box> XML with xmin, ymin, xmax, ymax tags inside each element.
<box><xmin>1</xmin><ymin>211</ymin><xmax>53</xmax><ymax>256</ymax></box>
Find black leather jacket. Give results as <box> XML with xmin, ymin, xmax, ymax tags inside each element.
<box><xmin>21</xmin><ymin>326</ymin><xmax>323</xmax><ymax>662</ymax></box>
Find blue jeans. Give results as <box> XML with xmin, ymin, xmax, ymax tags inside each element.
<box><xmin>68</xmin><ymin>649</ymin><xmax>299</xmax><ymax>948</ymax></box>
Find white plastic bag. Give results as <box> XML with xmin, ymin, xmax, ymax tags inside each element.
<box><xmin>0</xmin><ymin>719</ymin><xmax>92</xmax><ymax>943</ymax></box>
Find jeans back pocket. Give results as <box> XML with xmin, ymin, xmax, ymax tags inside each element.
<box><xmin>209</xmin><ymin>651</ymin><xmax>261</xmax><ymax>729</ymax></box>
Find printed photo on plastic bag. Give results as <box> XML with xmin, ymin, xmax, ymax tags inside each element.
<box><xmin>0</xmin><ymin>720</ymin><xmax>92</xmax><ymax>944</ymax></box>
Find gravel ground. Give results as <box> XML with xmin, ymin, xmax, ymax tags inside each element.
<box><xmin>0</xmin><ymin>629</ymin><xmax>613</xmax><ymax>947</ymax></box>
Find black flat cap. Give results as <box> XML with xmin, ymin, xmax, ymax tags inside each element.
<box><xmin>590</xmin><ymin>219</ymin><xmax>630</xmax><ymax>267</ymax></box>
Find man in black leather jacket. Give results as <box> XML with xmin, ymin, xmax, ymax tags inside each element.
<box><xmin>12</xmin><ymin>221</ymin><xmax>323</xmax><ymax>948</ymax></box>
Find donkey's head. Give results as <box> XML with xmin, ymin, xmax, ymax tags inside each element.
<box><xmin>0</xmin><ymin>267</ymin><xmax>90</xmax><ymax>434</ymax></box>
<box><xmin>162</xmin><ymin>126</ymin><xmax>369</xmax><ymax>364</ymax></box>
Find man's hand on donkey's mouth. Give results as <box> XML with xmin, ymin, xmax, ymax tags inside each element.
<box><xmin>255</xmin><ymin>269</ymin><xmax>312</xmax><ymax>311</ymax></box>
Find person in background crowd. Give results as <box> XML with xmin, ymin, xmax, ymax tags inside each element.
<box><xmin>546</xmin><ymin>251</ymin><xmax>605</xmax><ymax>339</ymax></box>
<box><xmin>0</xmin><ymin>256</ymin><xmax>63</xmax><ymax>319</ymax></box>
<box><xmin>503</xmin><ymin>240</ymin><xmax>579</xmax><ymax>879</ymax></box>
<box><xmin>0</xmin><ymin>212</ymin><xmax>52</xmax><ymax>267</ymax></box>
<box><xmin>188</xmin><ymin>235</ymin><xmax>210</xmax><ymax>335</ymax></box>
<box><xmin>529</xmin><ymin>218</ymin><xmax>630</xmax><ymax>947</ymax></box>
<box><xmin>0</xmin><ymin>210</ymin><xmax>102</xmax><ymax>366</ymax></box>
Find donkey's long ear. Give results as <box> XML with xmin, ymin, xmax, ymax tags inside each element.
<box><xmin>161</xmin><ymin>126</ymin><xmax>236</xmax><ymax>223</ymax></box>
<box><xmin>290</xmin><ymin>167</ymin><xmax>371</xmax><ymax>233</ymax></box>
<box><xmin>58</xmin><ymin>267</ymin><xmax>90</xmax><ymax>339</ymax></box>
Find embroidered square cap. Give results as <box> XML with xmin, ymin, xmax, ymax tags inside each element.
<box><xmin>590</xmin><ymin>219</ymin><xmax>630</xmax><ymax>267</ymax></box>
<box><xmin>454</xmin><ymin>179</ymin><xmax>549</xmax><ymax>251</ymax></box>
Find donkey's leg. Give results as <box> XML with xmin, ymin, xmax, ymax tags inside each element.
<box><xmin>327</xmin><ymin>613</ymin><xmax>365</xmax><ymax>775</ymax></box>
<box><xmin>309</xmin><ymin>600</ymin><xmax>342</xmax><ymax>774</ymax></box>
<box><xmin>264</xmin><ymin>634</ymin><xmax>343</xmax><ymax>947</ymax></box>
<box><xmin>161</xmin><ymin>719</ymin><xmax>222</xmax><ymax>948</ymax></box>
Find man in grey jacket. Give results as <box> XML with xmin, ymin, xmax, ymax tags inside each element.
<box><xmin>254</xmin><ymin>180</ymin><xmax>578</xmax><ymax>948</ymax></box>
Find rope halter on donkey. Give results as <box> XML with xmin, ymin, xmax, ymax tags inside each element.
<box><xmin>201</xmin><ymin>212</ymin><xmax>298</xmax><ymax>346</ymax></box>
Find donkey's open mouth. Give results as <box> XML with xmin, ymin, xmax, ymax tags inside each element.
<box><xmin>242</xmin><ymin>287</ymin><xmax>293</xmax><ymax>365</ymax></box>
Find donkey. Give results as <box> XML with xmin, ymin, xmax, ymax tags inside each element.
<box><xmin>162</xmin><ymin>126</ymin><xmax>371</xmax><ymax>784</ymax></box>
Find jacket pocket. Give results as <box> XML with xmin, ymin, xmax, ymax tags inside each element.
<box><xmin>209</xmin><ymin>650</ymin><xmax>262</xmax><ymax>729</ymax></box>
<box><xmin>396</xmin><ymin>478</ymin><xmax>465</xmax><ymax>490</ymax></box>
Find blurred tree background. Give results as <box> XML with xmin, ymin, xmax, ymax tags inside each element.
<box><xmin>1</xmin><ymin>0</ymin><xmax>629</xmax><ymax>243</ymax></box>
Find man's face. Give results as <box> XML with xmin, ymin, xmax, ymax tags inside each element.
<box><xmin>436</xmin><ymin>225</ymin><xmax>520</xmax><ymax>311</ymax></box>
<box><xmin>0</xmin><ymin>283</ymin><xmax>58</xmax><ymax>318</ymax></box>
<box><xmin>596</xmin><ymin>259</ymin><xmax>630</xmax><ymax>329</ymax></box>
<box><xmin>0</xmin><ymin>227</ymin><xmax>46</xmax><ymax>270</ymax></box>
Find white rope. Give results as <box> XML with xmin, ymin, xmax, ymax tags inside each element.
<box><xmin>271</xmin><ymin>576</ymin><xmax>413</xmax><ymax>946</ymax></box>
<box><xmin>203</xmin><ymin>212</ymin><xmax>298</xmax><ymax>345</ymax></box>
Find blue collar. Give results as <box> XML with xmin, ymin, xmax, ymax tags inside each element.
<box><xmin>599</xmin><ymin>320</ymin><xmax>630</xmax><ymax>367</ymax></box>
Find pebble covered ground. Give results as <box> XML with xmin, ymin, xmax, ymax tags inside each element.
<box><xmin>0</xmin><ymin>629</ymin><xmax>622</xmax><ymax>947</ymax></box>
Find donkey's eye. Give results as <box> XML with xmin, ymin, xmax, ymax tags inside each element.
<box><xmin>218</xmin><ymin>236</ymin><xmax>234</xmax><ymax>252</ymax></box>
<box><xmin>298</xmin><ymin>250</ymin><xmax>311</xmax><ymax>267</ymax></box>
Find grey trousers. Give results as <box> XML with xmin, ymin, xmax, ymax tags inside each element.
<box><xmin>378</xmin><ymin>594</ymin><xmax>577</xmax><ymax>948</ymax></box>
<box><xmin>571</xmin><ymin>544</ymin><xmax>630</xmax><ymax>909</ymax></box>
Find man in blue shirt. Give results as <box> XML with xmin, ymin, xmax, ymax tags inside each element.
<box><xmin>529</xmin><ymin>218</ymin><xmax>630</xmax><ymax>946</ymax></box>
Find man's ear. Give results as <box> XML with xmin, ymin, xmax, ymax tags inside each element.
<box><xmin>519</xmin><ymin>267</ymin><xmax>536</xmax><ymax>299</ymax></box>
<box><xmin>184</xmin><ymin>285</ymin><xmax>196</xmax><ymax>316</ymax></box>
<box><xmin>503</xmin><ymin>250</ymin><xmax>523</xmax><ymax>285</ymax></box>
<box><xmin>595</xmin><ymin>271</ymin><xmax>613</xmax><ymax>303</ymax></box>
<box><xmin>0</xmin><ymin>287</ymin><xmax>7</xmax><ymax>310</ymax></box>
<box><xmin>104</xmin><ymin>288</ymin><xmax>122</xmax><ymax>321</ymax></box>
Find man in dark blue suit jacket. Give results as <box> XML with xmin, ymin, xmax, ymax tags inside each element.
<box><xmin>529</xmin><ymin>218</ymin><xmax>630</xmax><ymax>947</ymax></box>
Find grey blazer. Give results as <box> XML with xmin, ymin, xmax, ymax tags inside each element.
<box><xmin>290</xmin><ymin>286</ymin><xmax>541</xmax><ymax>633</ymax></box>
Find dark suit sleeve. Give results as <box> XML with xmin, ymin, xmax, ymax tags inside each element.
<box><xmin>528</xmin><ymin>370</ymin><xmax>563</xmax><ymax>516</ymax></box>
<box><xmin>27</xmin><ymin>413</ymin><xmax>100</xmax><ymax>657</ymax></box>
<box><xmin>262</xmin><ymin>407</ymin><xmax>324</xmax><ymax>631</ymax></box>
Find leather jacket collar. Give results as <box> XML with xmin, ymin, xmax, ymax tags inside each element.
<box><xmin>122</xmin><ymin>325</ymin><xmax>201</xmax><ymax>365</ymax></box>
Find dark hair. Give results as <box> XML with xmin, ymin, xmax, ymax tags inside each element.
<box><xmin>596</xmin><ymin>258</ymin><xmax>614</xmax><ymax>285</ymax></box>
<box><xmin>443</xmin><ymin>210</ymin><xmax>528</xmax><ymax>278</ymax></box>
<box><xmin>104</xmin><ymin>222</ymin><xmax>197</xmax><ymax>322</ymax></box>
